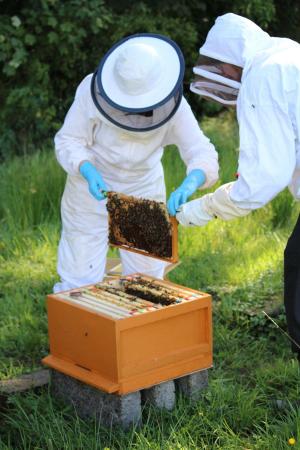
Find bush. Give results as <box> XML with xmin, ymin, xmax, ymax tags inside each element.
<box><xmin>0</xmin><ymin>0</ymin><xmax>112</xmax><ymax>159</ymax></box>
<box><xmin>2</xmin><ymin>0</ymin><xmax>299</xmax><ymax>160</ymax></box>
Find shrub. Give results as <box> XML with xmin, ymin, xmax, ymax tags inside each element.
<box><xmin>3</xmin><ymin>0</ymin><xmax>297</xmax><ymax>160</ymax></box>
<box><xmin>0</xmin><ymin>0</ymin><xmax>112</xmax><ymax>159</ymax></box>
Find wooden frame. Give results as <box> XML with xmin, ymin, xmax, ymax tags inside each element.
<box><xmin>107</xmin><ymin>192</ymin><xmax>179</xmax><ymax>263</ymax></box>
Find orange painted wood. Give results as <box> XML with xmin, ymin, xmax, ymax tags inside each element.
<box><xmin>45</xmin><ymin>296</ymin><xmax>119</xmax><ymax>382</ymax></box>
<box><xmin>42</xmin><ymin>355</ymin><xmax>119</xmax><ymax>393</ymax></box>
<box><xmin>42</xmin><ymin>275</ymin><xmax>212</xmax><ymax>394</ymax></box>
<box><xmin>117</xmin><ymin>356</ymin><xmax>211</xmax><ymax>394</ymax></box>
<box><xmin>170</xmin><ymin>216</ymin><xmax>179</xmax><ymax>263</ymax></box>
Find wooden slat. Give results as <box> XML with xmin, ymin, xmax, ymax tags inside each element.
<box><xmin>105</xmin><ymin>257</ymin><xmax>122</xmax><ymax>274</ymax></box>
<box><xmin>0</xmin><ymin>369</ymin><xmax>50</xmax><ymax>395</ymax></box>
<box><xmin>105</xmin><ymin>257</ymin><xmax>181</xmax><ymax>278</ymax></box>
<box><xmin>42</xmin><ymin>356</ymin><xmax>119</xmax><ymax>393</ymax></box>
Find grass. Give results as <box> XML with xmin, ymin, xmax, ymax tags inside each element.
<box><xmin>1</xmin><ymin>112</ymin><xmax>300</xmax><ymax>449</ymax></box>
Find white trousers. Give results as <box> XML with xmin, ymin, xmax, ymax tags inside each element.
<box><xmin>53</xmin><ymin>168</ymin><xmax>168</xmax><ymax>293</ymax></box>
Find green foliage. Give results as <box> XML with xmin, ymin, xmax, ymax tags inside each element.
<box><xmin>271</xmin><ymin>0</ymin><xmax>300</xmax><ymax>42</ymax></box>
<box><xmin>2</xmin><ymin>379</ymin><xmax>300</xmax><ymax>449</ymax></box>
<box><xmin>213</xmin><ymin>267</ymin><xmax>287</xmax><ymax>338</ymax></box>
<box><xmin>0</xmin><ymin>0</ymin><xmax>112</xmax><ymax>159</ymax></box>
<box><xmin>2</xmin><ymin>0</ymin><xmax>296</xmax><ymax>160</ymax></box>
<box><xmin>231</xmin><ymin>0</ymin><xmax>276</xmax><ymax>28</ymax></box>
<box><xmin>271</xmin><ymin>187</ymin><xmax>295</xmax><ymax>228</ymax></box>
<box><xmin>1</xmin><ymin>112</ymin><xmax>300</xmax><ymax>448</ymax></box>
<box><xmin>0</xmin><ymin>150</ymin><xmax>66</xmax><ymax>230</ymax></box>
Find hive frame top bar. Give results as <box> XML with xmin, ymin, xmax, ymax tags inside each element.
<box><xmin>106</xmin><ymin>192</ymin><xmax>179</xmax><ymax>263</ymax></box>
<box><xmin>53</xmin><ymin>274</ymin><xmax>206</xmax><ymax>320</ymax></box>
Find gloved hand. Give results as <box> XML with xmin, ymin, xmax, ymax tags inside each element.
<box><xmin>79</xmin><ymin>161</ymin><xmax>108</xmax><ymax>201</ymax></box>
<box><xmin>176</xmin><ymin>196</ymin><xmax>213</xmax><ymax>227</ymax></box>
<box><xmin>167</xmin><ymin>169</ymin><xmax>206</xmax><ymax>216</ymax></box>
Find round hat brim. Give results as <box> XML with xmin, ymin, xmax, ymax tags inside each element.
<box><xmin>97</xmin><ymin>34</ymin><xmax>185</xmax><ymax>111</ymax></box>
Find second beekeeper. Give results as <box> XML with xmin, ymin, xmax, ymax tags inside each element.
<box><xmin>54</xmin><ymin>33</ymin><xmax>219</xmax><ymax>292</ymax></box>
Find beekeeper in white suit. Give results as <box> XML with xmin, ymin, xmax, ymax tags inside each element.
<box><xmin>176</xmin><ymin>13</ymin><xmax>300</xmax><ymax>359</ymax></box>
<box><xmin>53</xmin><ymin>33</ymin><xmax>218</xmax><ymax>293</ymax></box>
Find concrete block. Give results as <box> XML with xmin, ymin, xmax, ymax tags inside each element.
<box><xmin>175</xmin><ymin>370</ymin><xmax>208</xmax><ymax>401</ymax></box>
<box><xmin>51</xmin><ymin>370</ymin><xmax>141</xmax><ymax>429</ymax></box>
<box><xmin>142</xmin><ymin>380</ymin><xmax>175</xmax><ymax>410</ymax></box>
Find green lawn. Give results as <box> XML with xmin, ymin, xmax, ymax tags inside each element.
<box><xmin>1</xmin><ymin>112</ymin><xmax>300</xmax><ymax>449</ymax></box>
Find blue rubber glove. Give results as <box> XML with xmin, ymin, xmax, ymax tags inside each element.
<box><xmin>79</xmin><ymin>161</ymin><xmax>108</xmax><ymax>201</ymax></box>
<box><xmin>167</xmin><ymin>169</ymin><xmax>206</xmax><ymax>216</ymax></box>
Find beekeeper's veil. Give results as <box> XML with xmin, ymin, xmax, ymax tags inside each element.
<box><xmin>91</xmin><ymin>33</ymin><xmax>185</xmax><ymax>132</ymax></box>
<box><xmin>190</xmin><ymin>13</ymin><xmax>272</xmax><ymax>105</ymax></box>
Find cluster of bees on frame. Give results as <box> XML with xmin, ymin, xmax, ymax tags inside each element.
<box><xmin>62</xmin><ymin>275</ymin><xmax>201</xmax><ymax>319</ymax></box>
<box><xmin>106</xmin><ymin>192</ymin><xmax>172</xmax><ymax>258</ymax></box>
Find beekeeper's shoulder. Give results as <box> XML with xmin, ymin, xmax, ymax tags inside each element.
<box><xmin>74</xmin><ymin>74</ymin><xmax>93</xmax><ymax>101</ymax></box>
<box><xmin>245</xmin><ymin>60</ymin><xmax>286</xmax><ymax>106</ymax></box>
<box><xmin>178</xmin><ymin>95</ymin><xmax>191</xmax><ymax>111</ymax></box>
<box><xmin>170</xmin><ymin>95</ymin><xmax>192</xmax><ymax>122</ymax></box>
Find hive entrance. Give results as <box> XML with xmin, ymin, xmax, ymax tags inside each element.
<box><xmin>106</xmin><ymin>192</ymin><xmax>178</xmax><ymax>262</ymax></box>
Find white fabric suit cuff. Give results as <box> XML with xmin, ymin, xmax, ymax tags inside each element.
<box><xmin>203</xmin><ymin>182</ymin><xmax>252</xmax><ymax>220</ymax></box>
<box><xmin>176</xmin><ymin>182</ymin><xmax>252</xmax><ymax>227</ymax></box>
<box><xmin>176</xmin><ymin>197</ymin><xmax>214</xmax><ymax>227</ymax></box>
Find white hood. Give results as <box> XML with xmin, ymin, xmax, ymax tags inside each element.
<box><xmin>200</xmin><ymin>13</ymin><xmax>272</xmax><ymax>68</ymax></box>
<box><xmin>191</xmin><ymin>13</ymin><xmax>276</xmax><ymax>104</ymax></box>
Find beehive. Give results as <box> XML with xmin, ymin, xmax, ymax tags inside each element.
<box><xmin>106</xmin><ymin>192</ymin><xmax>178</xmax><ymax>263</ymax></box>
<box><xmin>42</xmin><ymin>275</ymin><xmax>212</xmax><ymax>394</ymax></box>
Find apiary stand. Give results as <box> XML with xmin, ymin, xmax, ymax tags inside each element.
<box><xmin>50</xmin><ymin>370</ymin><xmax>142</xmax><ymax>429</ymax></box>
<box><xmin>43</xmin><ymin>275</ymin><xmax>212</xmax><ymax>428</ymax></box>
<box><xmin>50</xmin><ymin>369</ymin><xmax>209</xmax><ymax>429</ymax></box>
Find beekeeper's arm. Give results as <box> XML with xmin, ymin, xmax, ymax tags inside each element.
<box><xmin>55</xmin><ymin>75</ymin><xmax>107</xmax><ymax>200</ymax></box>
<box><xmin>166</xmin><ymin>97</ymin><xmax>219</xmax><ymax>215</ymax></box>
<box><xmin>55</xmin><ymin>75</ymin><xmax>95</xmax><ymax>175</ymax></box>
<box><xmin>177</xmin><ymin>88</ymin><xmax>296</xmax><ymax>226</ymax></box>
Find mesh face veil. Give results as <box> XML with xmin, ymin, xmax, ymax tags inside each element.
<box><xmin>190</xmin><ymin>75</ymin><xmax>239</xmax><ymax>105</ymax></box>
<box><xmin>190</xmin><ymin>55</ymin><xmax>241</xmax><ymax>105</ymax></box>
<box><xmin>91</xmin><ymin>72</ymin><xmax>183</xmax><ymax>132</ymax></box>
<box><xmin>91</xmin><ymin>34</ymin><xmax>185</xmax><ymax>132</ymax></box>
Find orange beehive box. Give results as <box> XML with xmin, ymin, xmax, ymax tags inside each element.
<box><xmin>42</xmin><ymin>275</ymin><xmax>212</xmax><ymax>394</ymax></box>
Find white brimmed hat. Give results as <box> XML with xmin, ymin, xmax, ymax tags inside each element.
<box><xmin>91</xmin><ymin>33</ymin><xmax>185</xmax><ymax>132</ymax></box>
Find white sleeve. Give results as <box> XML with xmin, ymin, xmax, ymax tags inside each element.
<box><xmin>230</xmin><ymin>92</ymin><xmax>296</xmax><ymax>210</ymax></box>
<box><xmin>54</xmin><ymin>75</ymin><xmax>96</xmax><ymax>176</ymax></box>
<box><xmin>165</xmin><ymin>96</ymin><xmax>219</xmax><ymax>189</ymax></box>
<box><xmin>201</xmin><ymin>182</ymin><xmax>252</xmax><ymax>220</ymax></box>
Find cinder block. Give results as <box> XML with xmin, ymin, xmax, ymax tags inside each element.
<box><xmin>142</xmin><ymin>380</ymin><xmax>175</xmax><ymax>410</ymax></box>
<box><xmin>51</xmin><ymin>370</ymin><xmax>141</xmax><ymax>429</ymax></box>
<box><xmin>175</xmin><ymin>370</ymin><xmax>208</xmax><ymax>401</ymax></box>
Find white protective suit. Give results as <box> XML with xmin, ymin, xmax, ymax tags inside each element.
<box><xmin>177</xmin><ymin>13</ymin><xmax>300</xmax><ymax>226</ymax></box>
<box><xmin>54</xmin><ymin>74</ymin><xmax>219</xmax><ymax>292</ymax></box>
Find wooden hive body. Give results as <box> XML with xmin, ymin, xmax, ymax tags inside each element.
<box><xmin>42</xmin><ymin>275</ymin><xmax>212</xmax><ymax>394</ymax></box>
